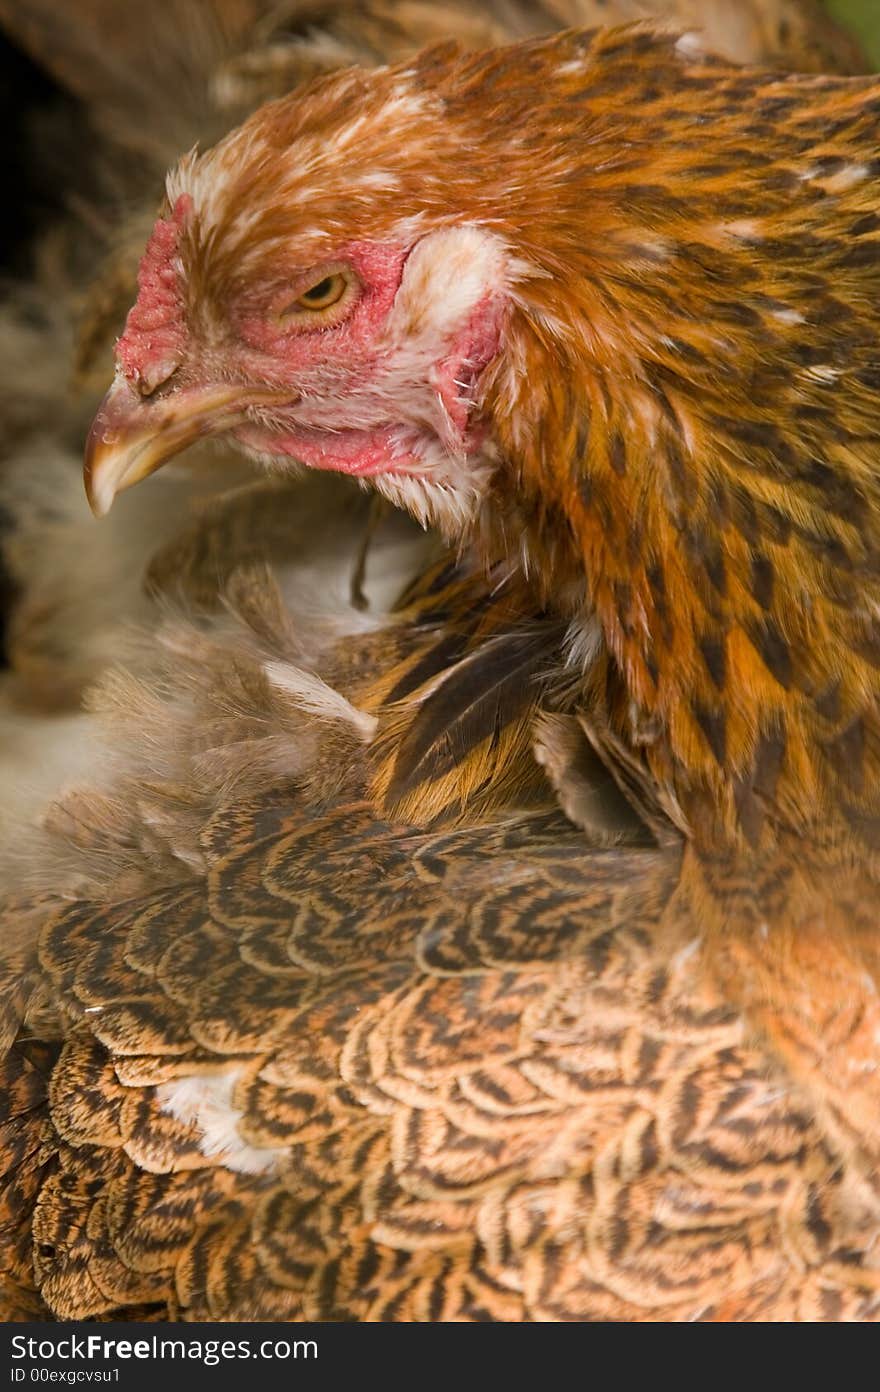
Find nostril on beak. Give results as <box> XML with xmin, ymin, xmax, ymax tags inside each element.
<box><xmin>134</xmin><ymin>355</ymin><xmax>183</xmax><ymax>399</ymax></box>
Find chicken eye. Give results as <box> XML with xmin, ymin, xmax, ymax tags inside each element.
<box><xmin>275</xmin><ymin>268</ymin><xmax>357</xmax><ymax>328</ymax></box>
<box><xmin>298</xmin><ymin>275</ymin><xmax>343</xmax><ymax>308</ymax></box>
<box><xmin>293</xmin><ymin>272</ymin><xmax>348</xmax><ymax>311</ymax></box>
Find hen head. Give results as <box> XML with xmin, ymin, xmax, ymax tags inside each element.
<box><xmin>83</xmin><ymin>48</ymin><xmax>539</xmax><ymax>532</ymax></box>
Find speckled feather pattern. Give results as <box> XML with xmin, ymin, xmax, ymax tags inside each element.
<box><xmin>0</xmin><ymin>529</ymin><xmax>878</xmax><ymax>1323</ymax></box>
<box><xmin>0</xmin><ymin>471</ymin><xmax>878</xmax><ymax>1321</ymax></box>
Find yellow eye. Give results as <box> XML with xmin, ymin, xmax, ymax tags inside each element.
<box><xmin>297</xmin><ymin>268</ymin><xmax>349</xmax><ymax>307</ymax></box>
<box><xmin>276</xmin><ymin>267</ymin><xmax>358</xmax><ymax>327</ymax></box>
<box><xmin>293</xmin><ymin>272</ymin><xmax>348</xmax><ymax>312</ymax></box>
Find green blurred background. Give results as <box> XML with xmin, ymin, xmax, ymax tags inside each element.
<box><xmin>827</xmin><ymin>0</ymin><xmax>880</xmax><ymax>65</ymax></box>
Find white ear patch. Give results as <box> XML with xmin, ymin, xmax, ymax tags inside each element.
<box><xmin>388</xmin><ymin>225</ymin><xmax>510</xmax><ymax>345</ymax></box>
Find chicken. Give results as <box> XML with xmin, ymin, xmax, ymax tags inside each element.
<box><xmin>5</xmin><ymin>18</ymin><xmax>880</xmax><ymax>1322</ymax></box>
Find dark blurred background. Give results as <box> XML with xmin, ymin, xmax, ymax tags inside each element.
<box><xmin>0</xmin><ymin>30</ymin><xmax>78</xmax><ymax>276</ymax></box>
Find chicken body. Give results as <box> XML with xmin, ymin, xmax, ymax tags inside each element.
<box><xmin>5</xmin><ymin>19</ymin><xmax>880</xmax><ymax>1322</ymax></box>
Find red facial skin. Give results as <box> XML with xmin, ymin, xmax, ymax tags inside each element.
<box><xmin>117</xmin><ymin>196</ymin><xmax>192</xmax><ymax>392</ymax></box>
<box><xmin>231</xmin><ymin>240</ymin><xmax>419</xmax><ymax>475</ymax></box>
<box><xmin>112</xmin><ymin>197</ymin><xmax>503</xmax><ymax>486</ymax></box>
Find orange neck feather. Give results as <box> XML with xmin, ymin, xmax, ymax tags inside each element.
<box><xmin>450</xmin><ymin>38</ymin><xmax>880</xmax><ymax>848</ymax></box>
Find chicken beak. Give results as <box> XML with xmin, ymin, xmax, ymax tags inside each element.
<box><xmin>83</xmin><ymin>375</ymin><xmax>291</xmax><ymax>517</ymax></box>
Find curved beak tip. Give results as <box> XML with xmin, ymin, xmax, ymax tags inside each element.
<box><xmin>82</xmin><ymin>379</ymin><xmax>155</xmax><ymax>520</ymax></box>
<box><xmin>83</xmin><ymin>471</ymin><xmax>114</xmax><ymax>519</ymax></box>
<box><xmin>83</xmin><ymin>376</ymin><xmax>295</xmax><ymax>519</ymax></box>
<box><xmin>83</xmin><ymin>423</ymin><xmax>118</xmax><ymax>518</ymax></box>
